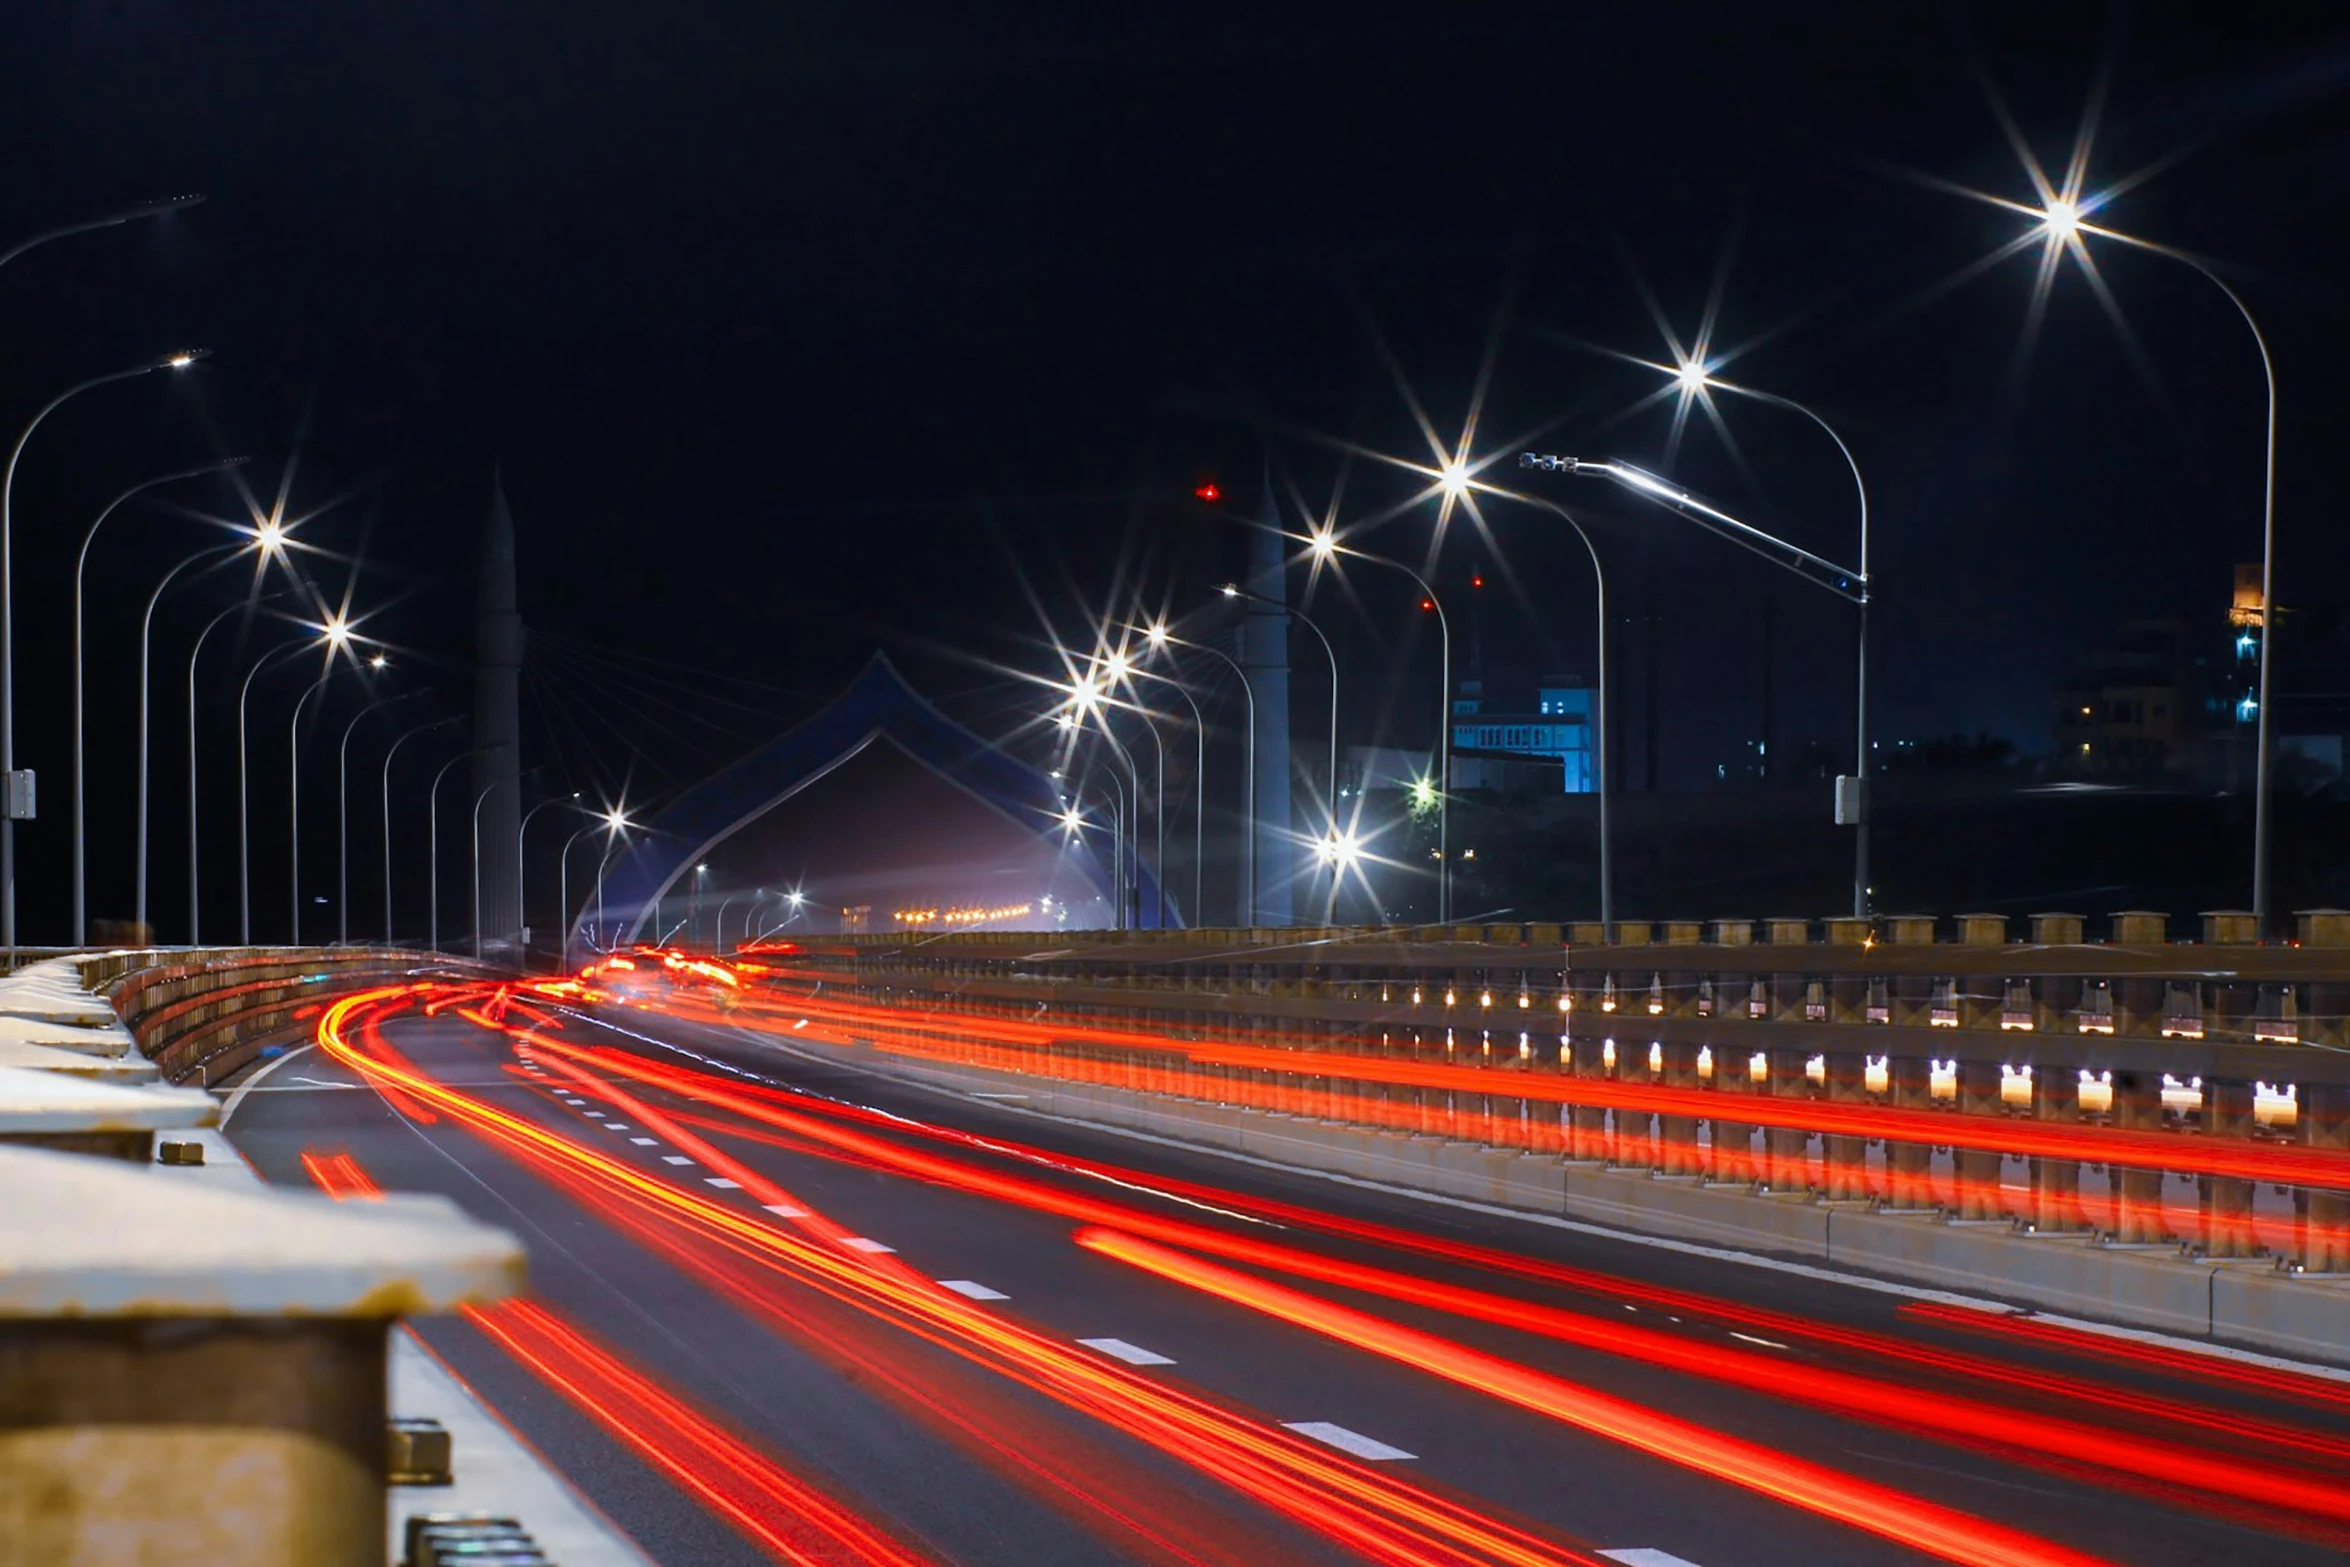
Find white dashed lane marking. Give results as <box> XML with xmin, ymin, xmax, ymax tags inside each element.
<box><xmin>704</xmin><ymin>1177</ymin><xmax>741</xmax><ymax>1190</ymax></box>
<box><xmin>583</xmin><ymin>1110</ymin><xmax>604</xmax><ymax>1118</ymax></box>
<box><xmin>762</xmin><ymin>1203</ymin><xmax>808</xmax><ymax>1218</ymax></box>
<box><xmin>1600</xmin><ymin>1551</ymin><xmax>1706</xmax><ymax>1567</ymax></box>
<box><xmin>840</xmin><ymin>1237</ymin><xmax>895</xmax><ymax>1254</ymax></box>
<box><xmin>662</xmin><ymin>1156</ymin><xmax>696</xmax><ymax>1167</ymax></box>
<box><xmin>1729</xmin><ymin>1333</ymin><xmax>1790</xmax><ymax>1351</ymax></box>
<box><xmin>938</xmin><ymin>1280</ymin><xmax>1009</xmax><ymax>1301</ymax></box>
<box><xmin>629</xmin><ymin>1137</ymin><xmax>658</xmax><ymax>1146</ymax></box>
<box><xmin>1282</xmin><ymin>1422</ymin><xmax>1414</xmax><ymax>1461</ymax></box>
<box><xmin>1079</xmin><ymin>1338</ymin><xmax>1175</xmax><ymax>1366</ymax></box>
<box><xmin>603</xmin><ymin>1123</ymin><xmax>630</xmax><ymax>1131</ymax></box>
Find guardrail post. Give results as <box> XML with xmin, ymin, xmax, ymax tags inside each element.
<box><xmin>2028</xmin><ymin>1067</ymin><xmax>2090</xmax><ymax>1233</ymax></box>
<box><xmin>1885</xmin><ymin>1054</ymin><xmax>1935</xmax><ymax>1210</ymax></box>
<box><xmin>2198</xmin><ymin>1078</ymin><xmax>2260</xmax><ymax>1257</ymax></box>
<box><xmin>0</xmin><ymin>1144</ymin><xmax>521</xmax><ymax>1566</ymax></box>
<box><xmin>2297</xmin><ymin>1083</ymin><xmax>2350</xmax><ymax>1273</ymax></box>
<box><xmin>1764</xmin><ymin>1048</ymin><xmax>1813</xmax><ymax>1195</ymax></box>
<box><xmin>1823</xmin><ymin>1051</ymin><xmax>1870</xmax><ymax>1201</ymax></box>
<box><xmin>2109</xmin><ymin>1070</ymin><xmax>2170</xmax><ymax>1244</ymax></box>
<box><xmin>1953</xmin><ymin>1060</ymin><xmax>2005</xmax><ymax>1220</ymax></box>
<box><xmin>1657</xmin><ymin>1041</ymin><xmax>1702</xmax><ymax>1176</ymax></box>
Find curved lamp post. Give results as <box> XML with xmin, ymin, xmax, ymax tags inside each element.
<box><xmin>1299</xmin><ymin>528</ymin><xmax>1451</xmax><ymax>924</ymax></box>
<box><xmin>336</xmin><ymin>690</ymin><xmax>419</xmax><ymax>945</ymax></box>
<box><xmin>72</xmin><ymin>455</ymin><xmax>246</xmax><ymax>942</ymax></box>
<box><xmin>1138</xmin><ymin>626</ymin><xmax>1256</xmax><ymax>925</ymax></box>
<box><xmin>3</xmin><ymin>348</ymin><xmax>210</xmax><ymax>945</ymax></box>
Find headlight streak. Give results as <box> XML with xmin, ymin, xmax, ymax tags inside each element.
<box><xmin>575</xmin><ymin>1026</ymin><xmax>2350</xmax><ymax>1468</ymax></box>
<box><xmin>466</xmin><ymin>1298</ymin><xmax>942</xmax><ymax>1567</ymax></box>
<box><xmin>1898</xmin><ymin>1303</ymin><xmax>2350</xmax><ymax>1417</ymax></box>
<box><xmin>320</xmin><ymin>987</ymin><xmax>1614</xmax><ymax>1567</ymax></box>
<box><xmin>520</xmin><ymin>1028</ymin><xmax>2350</xmax><ymax>1529</ymax></box>
<box><xmin>1075</xmin><ymin>1228</ymin><xmax>2116</xmax><ymax>1567</ymax></box>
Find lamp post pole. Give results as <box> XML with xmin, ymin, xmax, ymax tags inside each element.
<box><xmin>1523</xmin><ymin>452</ymin><xmax>1868</xmax><ymax>920</ymax></box>
<box><xmin>0</xmin><ymin>193</ymin><xmax>206</xmax><ymax>943</ymax></box>
<box><xmin>1474</xmin><ymin>491</ymin><xmax>1614</xmax><ymax>930</ymax></box>
<box><xmin>1220</xmin><ymin>586</ymin><xmax>1338</xmax><ymax>823</ymax></box>
<box><xmin>336</xmin><ymin>694</ymin><xmax>416</xmax><ymax>946</ymax></box>
<box><xmin>1127</xmin><ymin>650</ymin><xmax>1207</xmax><ymax>928</ymax></box>
<box><xmin>72</xmin><ymin>457</ymin><xmax>245</xmax><ymax>943</ymax></box>
<box><xmin>429</xmin><ymin>749</ymin><xmax>495</xmax><ymax>956</ymax></box>
<box><xmin>1304</xmin><ymin>535</ymin><xmax>1449</xmax><ymax>923</ymax></box>
<box><xmin>558</xmin><ymin>820</ymin><xmax>599</xmax><ymax>971</ymax></box>
<box><xmin>136</xmin><ymin>547</ymin><xmax>241</xmax><ymax>939</ymax></box>
<box><xmin>381</xmin><ymin>718</ymin><xmax>460</xmax><ymax>943</ymax></box>
<box><xmin>288</xmin><ymin>668</ymin><xmax>341</xmax><ymax>944</ymax></box>
<box><xmin>1155</xmin><ymin>633</ymin><xmax>1255</xmax><ymax>926</ymax></box>
<box><xmin>236</xmin><ymin>642</ymin><xmax>307</xmax><ymax>945</ymax></box>
<box><xmin>517</xmin><ymin>793</ymin><xmax>577</xmax><ymax>968</ymax></box>
<box><xmin>183</xmin><ymin>596</ymin><xmax>266</xmax><ymax>946</ymax></box>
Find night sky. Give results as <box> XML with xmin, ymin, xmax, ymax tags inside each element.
<box><xmin>1</xmin><ymin>5</ymin><xmax>2345</xmax><ymax>938</ymax></box>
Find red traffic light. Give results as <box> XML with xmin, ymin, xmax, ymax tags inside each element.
<box><xmin>1194</xmin><ymin>482</ymin><xmax>1223</xmax><ymax>503</ymax></box>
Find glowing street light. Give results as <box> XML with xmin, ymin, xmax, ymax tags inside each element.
<box><xmin>1060</xmin><ymin>803</ymin><xmax>1085</xmax><ymax>835</ymax></box>
<box><xmin>1315</xmin><ymin>827</ymin><xmax>1362</xmax><ymax>870</ymax></box>
<box><xmin>1437</xmin><ymin>462</ymin><xmax>1472</xmax><ymax>500</ymax></box>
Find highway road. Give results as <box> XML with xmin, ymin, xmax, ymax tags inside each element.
<box><xmin>221</xmin><ymin>967</ymin><xmax>2350</xmax><ymax>1567</ymax></box>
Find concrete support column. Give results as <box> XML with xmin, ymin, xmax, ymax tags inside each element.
<box><xmin>2109</xmin><ymin>1071</ymin><xmax>2171</xmax><ymax>1245</ymax></box>
<box><xmin>1568</xmin><ymin>1042</ymin><xmax>1609</xmax><ymax>1163</ymax></box>
<box><xmin>1823</xmin><ymin>1052</ymin><xmax>1869</xmax><ymax>1201</ymax></box>
<box><xmin>1885</xmin><ymin>1054</ymin><xmax>1935</xmax><ymax>1209</ymax></box>
<box><xmin>1709</xmin><ymin>1046</ymin><xmax>1757</xmax><ymax>1186</ymax></box>
<box><xmin>2028</xmin><ymin>1067</ymin><xmax>2089</xmax><ymax>1233</ymax></box>
<box><xmin>2199</xmin><ymin>1078</ymin><xmax>2261</xmax><ymax>1258</ymax></box>
<box><xmin>1657</xmin><ymin>1041</ymin><xmax>1703</xmax><ymax>1176</ymax></box>
<box><xmin>1953</xmin><ymin>1059</ymin><xmax>2005</xmax><ymax>1221</ymax></box>
<box><xmin>1764</xmin><ymin>1049</ymin><xmax>1813</xmax><ymax>1195</ymax></box>
<box><xmin>1611</xmin><ymin>1041</ymin><xmax>1655</xmax><ymax>1170</ymax></box>
<box><xmin>2296</xmin><ymin>1083</ymin><xmax>2350</xmax><ymax>1273</ymax></box>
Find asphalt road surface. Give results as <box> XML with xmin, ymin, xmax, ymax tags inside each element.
<box><xmin>223</xmin><ymin>979</ymin><xmax>2350</xmax><ymax>1567</ymax></box>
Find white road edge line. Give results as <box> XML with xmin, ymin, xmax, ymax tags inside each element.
<box><xmin>1078</xmin><ymin>1337</ymin><xmax>1173</xmax><ymax>1366</ymax></box>
<box><xmin>753</xmin><ymin>1041</ymin><xmax>2350</xmax><ymax>1385</ymax></box>
<box><xmin>217</xmin><ymin>1041</ymin><xmax>317</xmax><ymax>1126</ymax></box>
<box><xmin>1282</xmin><ymin>1421</ymin><xmax>1413</xmax><ymax>1461</ymax></box>
<box><xmin>938</xmin><ymin>1280</ymin><xmax>1008</xmax><ymax>1301</ymax></box>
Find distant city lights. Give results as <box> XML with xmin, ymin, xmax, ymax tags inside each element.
<box><xmin>894</xmin><ymin>901</ymin><xmax>1036</xmax><ymax>927</ymax></box>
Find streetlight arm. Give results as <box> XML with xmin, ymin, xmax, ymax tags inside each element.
<box><xmin>0</xmin><ymin>196</ymin><xmax>204</xmax><ymax>272</ymax></box>
<box><xmin>1522</xmin><ymin>454</ymin><xmax>1867</xmax><ymax>604</ymax></box>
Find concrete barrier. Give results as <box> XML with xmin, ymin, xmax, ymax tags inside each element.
<box><xmin>0</xmin><ymin>1143</ymin><xmax>523</xmax><ymax>1565</ymax></box>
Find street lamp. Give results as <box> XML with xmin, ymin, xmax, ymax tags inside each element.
<box><xmin>592</xmin><ymin>807</ymin><xmax>633</xmax><ymax>954</ymax></box>
<box><xmin>336</xmin><ymin>692</ymin><xmax>421</xmax><ymax>945</ymax></box>
<box><xmin>236</xmin><ymin>639</ymin><xmax>312</xmax><ymax>945</ymax></box>
<box><xmin>382</xmin><ymin>716</ymin><xmax>461</xmax><ymax>944</ymax></box>
<box><xmin>1523</xmin><ymin>452</ymin><xmax>1866</xmax><ymax>919</ymax></box>
<box><xmin>1088</xmin><ymin>656</ymin><xmax>1174</xmax><ymax>929</ymax></box>
<box><xmin>1446</xmin><ymin>485</ymin><xmax>1615</xmax><ymax>930</ymax></box>
<box><xmin>1138</xmin><ymin>623</ymin><xmax>1257</xmax><ymax>925</ymax></box>
<box><xmin>2</xmin><ymin>348</ymin><xmax>210</xmax><ymax>946</ymax></box>
<box><xmin>2020</xmin><ymin>202</ymin><xmax>2280</xmax><ymax>928</ymax></box>
<box><xmin>1056</xmin><ymin>682</ymin><xmax>1148</xmax><ymax>929</ymax></box>
<box><xmin>289</xmin><ymin>624</ymin><xmax>366</xmax><ymax>945</ymax></box>
<box><xmin>1125</xmin><ymin>623</ymin><xmax>1208</xmax><ymax>928</ymax></box>
<box><xmin>1296</xmin><ymin>528</ymin><xmax>1453</xmax><ymax>924</ymax></box>
<box><xmin>71</xmin><ymin>455</ymin><xmax>248</xmax><ymax>943</ymax></box>
<box><xmin>1218</xmin><ymin>584</ymin><xmax>1339</xmax><ymax>833</ymax></box>
<box><xmin>431</xmin><ymin>745</ymin><xmax>504</xmax><ymax>955</ymax></box>
<box><xmin>138</xmin><ymin>553</ymin><xmax>267</xmax><ymax>941</ymax></box>
<box><xmin>518</xmin><ymin>791</ymin><xmax>580</xmax><ymax>966</ymax></box>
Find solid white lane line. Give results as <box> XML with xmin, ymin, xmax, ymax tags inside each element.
<box><xmin>762</xmin><ymin>1203</ymin><xmax>808</xmax><ymax>1218</ymax></box>
<box><xmin>1282</xmin><ymin>1422</ymin><xmax>1413</xmax><ymax>1461</ymax></box>
<box><xmin>704</xmin><ymin>1177</ymin><xmax>742</xmax><ymax>1189</ymax></box>
<box><xmin>1078</xmin><ymin>1337</ymin><xmax>1174</xmax><ymax>1366</ymax></box>
<box><xmin>629</xmin><ymin>1137</ymin><xmax>659</xmax><ymax>1146</ymax></box>
<box><xmin>1601</xmin><ymin>1551</ymin><xmax>1707</xmax><ymax>1567</ymax></box>
<box><xmin>218</xmin><ymin>1041</ymin><xmax>318</xmax><ymax>1126</ymax></box>
<box><xmin>662</xmin><ymin>1155</ymin><xmax>696</xmax><ymax>1166</ymax></box>
<box><xmin>1729</xmin><ymin>1332</ymin><xmax>1790</xmax><ymax>1350</ymax></box>
<box><xmin>841</xmin><ymin>1237</ymin><xmax>895</xmax><ymax>1254</ymax></box>
<box><xmin>938</xmin><ymin>1280</ymin><xmax>1008</xmax><ymax>1301</ymax></box>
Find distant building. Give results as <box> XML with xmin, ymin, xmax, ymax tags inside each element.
<box><xmin>1449</xmin><ymin>675</ymin><xmax>1596</xmax><ymax>793</ymax></box>
<box><xmin>2055</xmin><ymin>620</ymin><xmax>2199</xmax><ymax>776</ymax></box>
